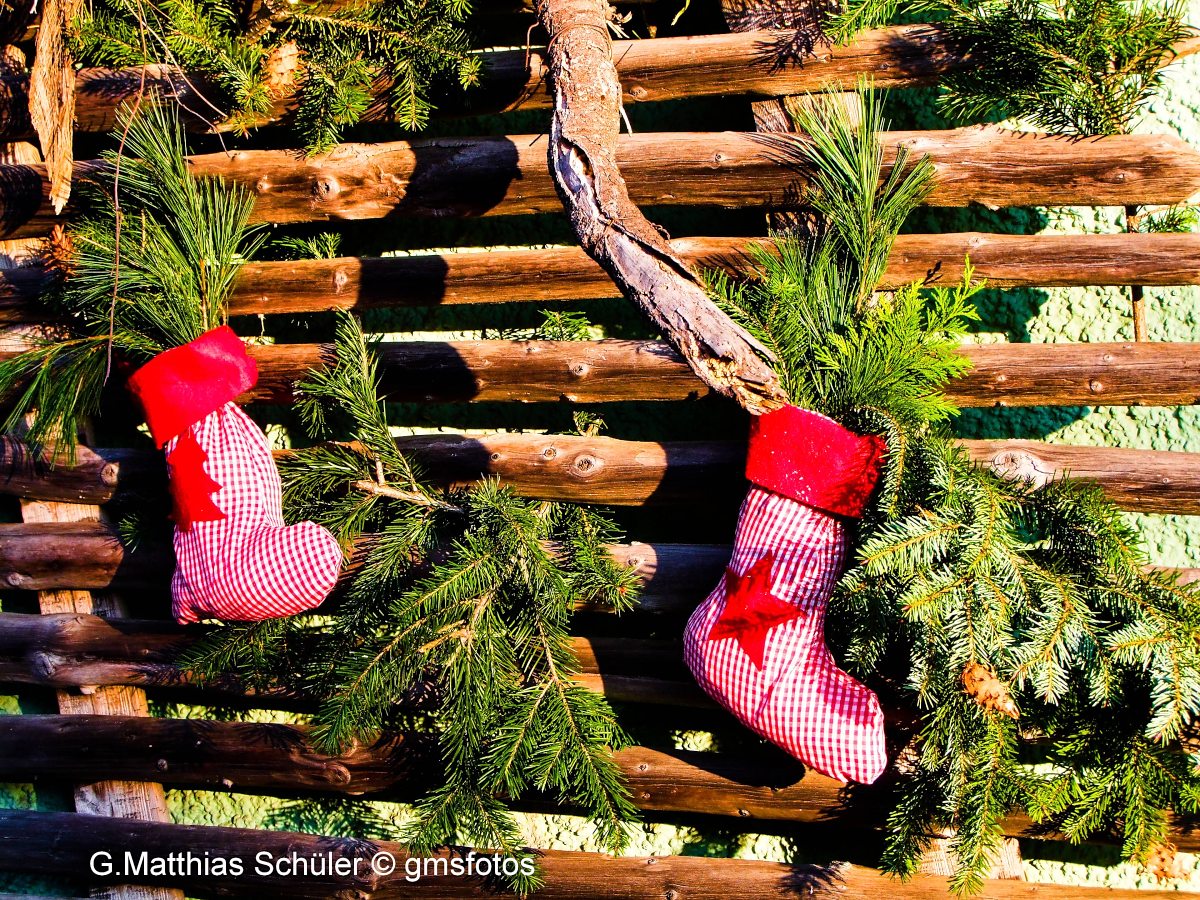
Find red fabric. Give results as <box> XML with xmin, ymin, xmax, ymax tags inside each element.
<box><xmin>167</xmin><ymin>404</ymin><xmax>343</xmax><ymax>624</ymax></box>
<box><xmin>684</xmin><ymin>488</ymin><xmax>887</xmax><ymax>784</ymax></box>
<box><xmin>126</xmin><ymin>329</ymin><xmax>340</xmax><ymax>623</ymax></box>
<box><xmin>127</xmin><ymin>326</ymin><xmax>257</xmax><ymax>447</ymax></box>
<box><xmin>165</xmin><ymin>430</ymin><xmax>226</xmax><ymax>529</ymax></box>
<box><xmin>746</xmin><ymin>405</ymin><xmax>885</xmax><ymax>519</ymax></box>
<box><xmin>708</xmin><ymin>551</ymin><xmax>805</xmax><ymax>669</ymax></box>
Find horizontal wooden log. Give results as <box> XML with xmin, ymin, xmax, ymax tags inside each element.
<box><xmin>0</xmin><ymin>25</ymin><xmax>970</xmax><ymax>137</ymax></box>
<box><xmin>3</xmin><ymin>527</ymin><xmax>1194</xmax><ymax>617</ymax></box>
<box><xmin>2</xmin><ymin>809</ymin><xmax>1183</xmax><ymax>900</ymax></box>
<box><xmin>3</xmin><ymin>129</ymin><xmax>1198</xmax><ymax>238</ymax></box>
<box><xmin>961</xmin><ymin>439</ymin><xmax>1200</xmax><ymax>513</ymax></box>
<box><xmin>0</xmin><ymin>437</ymin><xmax>162</xmax><ymax>503</ymax></box>
<box><xmin>0</xmin><ymin>714</ymin><xmax>841</xmax><ymax>822</ymax></box>
<box><xmin>2</xmin><ymin>432</ymin><xmax>1199</xmax><ymax>518</ymax></box>
<box><xmin>7</xmin><ymin>232</ymin><xmax>1200</xmax><ymax>321</ymax></box>
<box><xmin>247</xmin><ymin>339</ymin><xmax>1200</xmax><ymax>408</ymax></box>
<box><xmin>217</xmin><ymin>232</ymin><xmax>1200</xmax><ymax>315</ymax></box>
<box><xmin>0</xmin><ymin>521</ymin><xmax>724</xmax><ymax>612</ymax></box>
<box><xmin>21</xmin><ymin>27</ymin><xmax>1194</xmax><ymax>136</ymax></box>
<box><xmin>8</xmin><ymin>713</ymin><xmax>1200</xmax><ymax>852</ymax></box>
<box><xmin>0</xmin><ymin>611</ymin><xmax>705</xmax><ymax>709</ymax></box>
<box><xmin>0</xmin><ymin>521</ymin><xmax>173</xmax><ymax>591</ymax></box>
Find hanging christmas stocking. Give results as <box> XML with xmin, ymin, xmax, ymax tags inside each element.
<box><xmin>127</xmin><ymin>326</ymin><xmax>343</xmax><ymax>624</ymax></box>
<box><xmin>683</xmin><ymin>405</ymin><xmax>889</xmax><ymax>784</ymax></box>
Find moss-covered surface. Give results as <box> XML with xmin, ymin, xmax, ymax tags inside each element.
<box><xmin>6</xmin><ymin>0</ymin><xmax>1200</xmax><ymax>892</ymax></box>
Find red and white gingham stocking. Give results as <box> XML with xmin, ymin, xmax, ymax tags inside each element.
<box><xmin>683</xmin><ymin>405</ymin><xmax>889</xmax><ymax>784</ymax></box>
<box><xmin>128</xmin><ymin>326</ymin><xmax>342</xmax><ymax>624</ymax></box>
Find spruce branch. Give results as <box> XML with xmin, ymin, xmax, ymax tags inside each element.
<box><xmin>192</xmin><ymin>310</ymin><xmax>640</xmax><ymax>874</ymax></box>
<box><xmin>708</xmin><ymin>83</ymin><xmax>1200</xmax><ymax>895</ymax></box>
<box><xmin>919</xmin><ymin>0</ymin><xmax>1190</xmax><ymax>136</ymax></box>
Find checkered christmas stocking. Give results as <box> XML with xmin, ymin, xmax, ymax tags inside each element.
<box><xmin>683</xmin><ymin>405</ymin><xmax>889</xmax><ymax>784</ymax></box>
<box><xmin>128</xmin><ymin>326</ymin><xmax>343</xmax><ymax>624</ymax></box>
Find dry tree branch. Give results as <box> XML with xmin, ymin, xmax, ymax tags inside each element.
<box><xmin>534</xmin><ymin>0</ymin><xmax>787</xmax><ymax>414</ymax></box>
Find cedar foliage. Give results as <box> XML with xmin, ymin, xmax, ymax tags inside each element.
<box><xmin>70</xmin><ymin>0</ymin><xmax>479</xmax><ymax>151</ymax></box>
<box><xmin>711</xmin><ymin>84</ymin><xmax>1200</xmax><ymax>895</ymax></box>
<box><xmin>183</xmin><ymin>310</ymin><xmax>641</xmax><ymax>889</ymax></box>
<box><xmin>0</xmin><ymin>101</ymin><xmax>262</xmax><ymax>458</ymax></box>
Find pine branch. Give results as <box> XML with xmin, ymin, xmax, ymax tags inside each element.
<box><xmin>71</xmin><ymin>0</ymin><xmax>479</xmax><ymax>152</ymax></box>
<box><xmin>0</xmin><ymin>103</ymin><xmax>259</xmax><ymax>459</ymax></box>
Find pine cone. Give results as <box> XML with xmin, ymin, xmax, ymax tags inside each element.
<box><xmin>264</xmin><ymin>41</ymin><xmax>300</xmax><ymax>100</ymax></box>
<box><xmin>1144</xmin><ymin>842</ymin><xmax>1186</xmax><ymax>882</ymax></box>
<box><xmin>961</xmin><ymin>662</ymin><xmax>1019</xmax><ymax>719</ymax></box>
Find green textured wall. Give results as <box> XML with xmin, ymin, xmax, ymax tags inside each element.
<box><xmin>5</xmin><ymin>1</ymin><xmax>1200</xmax><ymax>893</ymax></box>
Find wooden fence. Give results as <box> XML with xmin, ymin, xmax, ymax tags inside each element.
<box><xmin>2</xmin><ymin>0</ymin><xmax>1200</xmax><ymax>897</ymax></box>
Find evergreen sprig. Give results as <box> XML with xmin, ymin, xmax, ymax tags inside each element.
<box><xmin>920</xmin><ymin>0</ymin><xmax>1189</xmax><ymax>135</ymax></box>
<box><xmin>0</xmin><ymin>102</ymin><xmax>261</xmax><ymax>457</ymax></box>
<box><xmin>70</xmin><ymin>0</ymin><xmax>480</xmax><ymax>152</ymax></box>
<box><xmin>185</xmin><ymin>311</ymin><xmax>641</xmax><ymax>888</ymax></box>
<box><xmin>822</xmin><ymin>0</ymin><xmax>1187</xmax><ymax>137</ymax></box>
<box><xmin>711</xmin><ymin>84</ymin><xmax>1200</xmax><ymax>894</ymax></box>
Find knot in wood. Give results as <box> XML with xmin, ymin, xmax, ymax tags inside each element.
<box><xmin>333</xmin><ymin>268</ymin><xmax>351</xmax><ymax>292</ymax></box>
<box><xmin>542</xmin><ymin>446</ymin><xmax>558</xmax><ymax>460</ymax></box>
<box><xmin>1089</xmin><ymin>379</ymin><xmax>1105</xmax><ymax>394</ymax></box>
<box><xmin>324</xmin><ymin>762</ymin><xmax>353</xmax><ymax>786</ymax></box>
<box><xmin>988</xmin><ymin>450</ymin><xmax>1052</xmax><ymax>488</ymax></box>
<box><xmin>255</xmin><ymin>176</ymin><xmax>271</xmax><ymax>193</ymax></box>
<box><xmin>572</xmin><ymin>454</ymin><xmax>600</xmax><ymax>475</ymax></box>
<box><xmin>101</xmin><ymin>462</ymin><xmax>120</xmax><ymax>486</ymax></box>
<box><xmin>313</xmin><ymin>175</ymin><xmax>342</xmax><ymax>202</ymax></box>
<box><xmin>3</xmin><ymin>571</ymin><xmax>27</xmax><ymax>587</ymax></box>
<box><xmin>629</xmin><ymin>85</ymin><xmax>648</xmax><ymax>100</ymax></box>
<box><xmin>156</xmin><ymin>758</ymin><xmax>169</xmax><ymax>771</ymax></box>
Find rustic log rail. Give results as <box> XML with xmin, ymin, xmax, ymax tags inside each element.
<box><xmin>1</xmin><ymin>433</ymin><xmax>1199</xmax><ymax>512</ymax></box>
<box><xmin>170</xmin><ymin>339</ymin><xmax>1200</xmax><ymax>407</ymax></box>
<box><xmin>2</xmin><ymin>713</ymin><xmax>1197</xmax><ymax>852</ymax></box>
<box><xmin>9</xmin><ymin>26</ymin><xmax>1192</xmax><ymax>136</ymax></box>
<box><xmin>7</xmin><ymin>233</ymin><xmax>1200</xmax><ymax>323</ymax></box>
<box><xmin>0</xmin><ymin>523</ymin><xmax>728</xmax><ymax>604</ymax></box>
<box><xmin>3</xmin><ymin>129</ymin><xmax>1199</xmax><ymax>239</ymax></box>
<box><xmin>0</xmin><ymin>611</ymin><xmax>707</xmax><ymax>709</ymax></box>
<box><xmin>3</xmin><ymin>809</ymin><xmax>1188</xmax><ymax>900</ymax></box>
<box><xmin>1</xmin><ymin>529</ymin><xmax>1191</xmax><ymax>611</ymax></box>
<box><xmin>0</xmin><ymin>25</ymin><xmax>976</xmax><ymax>136</ymax></box>
<box><xmin>5</xmin><ymin>338</ymin><xmax>1195</xmax><ymax>408</ymax></box>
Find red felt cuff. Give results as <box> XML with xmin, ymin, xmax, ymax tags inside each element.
<box><xmin>745</xmin><ymin>406</ymin><xmax>886</xmax><ymax>519</ymax></box>
<box><xmin>127</xmin><ymin>326</ymin><xmax>257</xmax><ymax>447</ymax></box>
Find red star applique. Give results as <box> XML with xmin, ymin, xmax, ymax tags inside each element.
<box><xmin>708</xmin><ymin>551</ymin><xmax>804</xmax><ymax>669</ymax></box>
<box><xmin>165</xmin><ymin>430</ymin><xmax>226</xmax><ymax>530</ymax></box>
